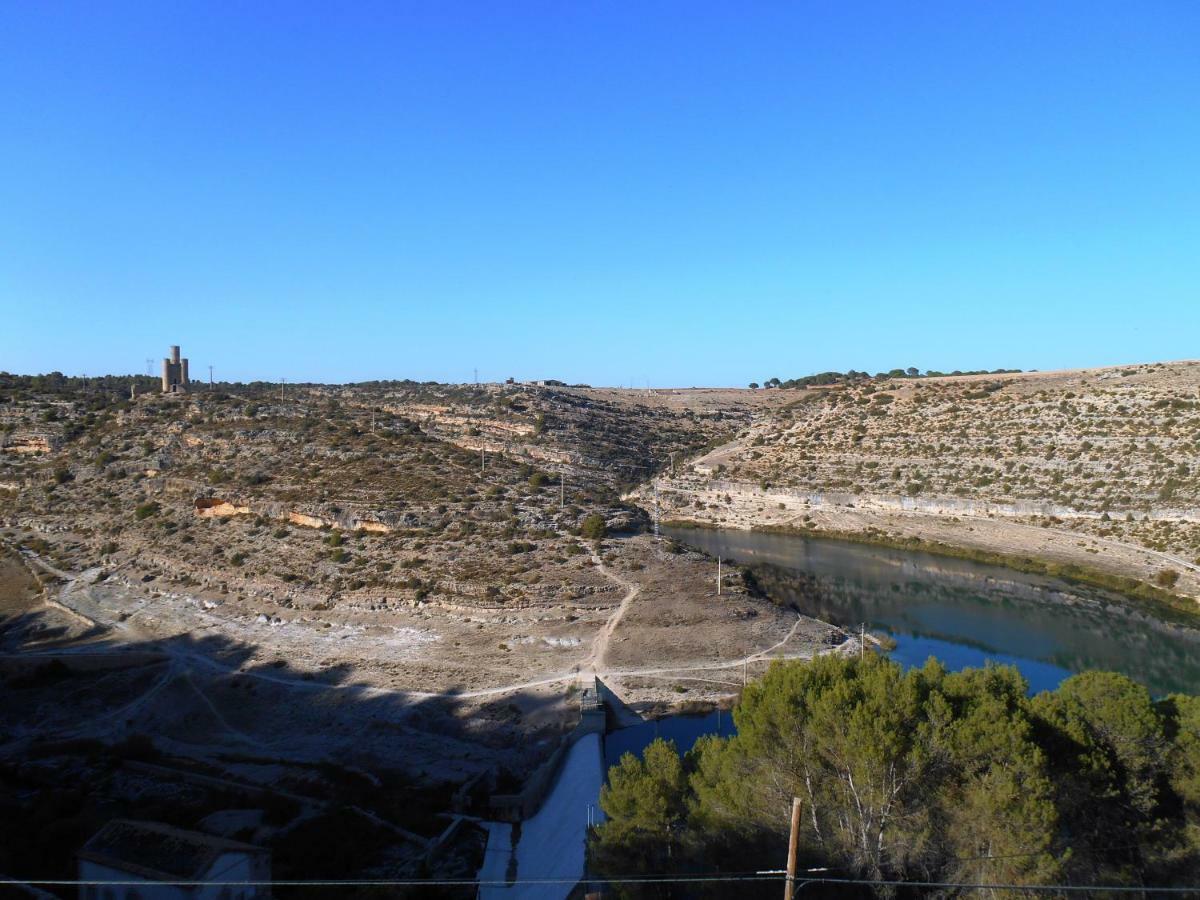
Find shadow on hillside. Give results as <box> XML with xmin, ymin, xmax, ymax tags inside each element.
<box><xmin>0</xmin><ymin>605</ymin><xmax>574</xmax><ymax>897</ymax></box>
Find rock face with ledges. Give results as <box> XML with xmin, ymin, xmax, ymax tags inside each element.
<box><xmin>626</xmin><ymin>362</ymin><xmax>1200</xmax><ymax>601</ymax></box>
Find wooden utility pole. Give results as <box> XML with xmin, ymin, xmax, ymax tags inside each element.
<box><xmin>717</xmin><ymin>556</ymin><xmax>722</xmax><ymax>596</ymax></box>
<box><xmin>784</xmin><ymin>796</ymin><xmax>803</xmax><ymax>899</ymax></box>
<box><xmin>653</xmin><ymin>481</ymin><xmax>660</xmax><ymax>539</ymax></box>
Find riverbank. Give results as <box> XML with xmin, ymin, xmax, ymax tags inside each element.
<box><xmin>663</xmin><ymin>515</ymin><xmax>1200</xmax><ymax>623</ymax></box>
<box><xmin>646</xmin><ymin>474</ymin><xmax>1200</xmax><ymax>613</ymax></box>
<box><xmin>663</xmin><ymin>524</ymin><xmax>1200</xmax><ymax>696</ymax></box>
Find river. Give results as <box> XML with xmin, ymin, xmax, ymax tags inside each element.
<box><xmin>664</xmin><ymin>525</ymin><xmax>1200</xmax><ymax>696</ymax></box>
<box><xmin>478</xmin><ymin>528</ymin><xmax>1200</xmax><ymax>895</ymax></box>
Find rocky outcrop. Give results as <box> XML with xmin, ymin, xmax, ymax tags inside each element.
<box><xmin>354</xmin><ymin>520</ymin><xmax>392</xmax><ymax>534</ymax></box>
<box><xmin>288</xmin><ymin>511</ymin><xmax>330</xmax><ymax>529</ymax></box>
<box><xmin>194</xmin><ymin>497</ymin><xmax>252</xmax><ymax>518</ymax></box>
<box><xmin>1</xmin><ymin>434</ymin><xmax>55</xmax><ymax>455</ymax></box>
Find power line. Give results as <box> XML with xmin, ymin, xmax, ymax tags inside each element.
<box><xmin>3</xmin><ymin>875</ymin><xmax>781</xmax><ymax>889</ymax></box>
<box><xmin>794</xmin><ymin>877</ymin><xmax>1200</xmax><ymax>895</ymax></box>
<box><xmin>7</xmin><ymin>875</ymin><xmax>1199</xmax><ymax>893</ymax></box>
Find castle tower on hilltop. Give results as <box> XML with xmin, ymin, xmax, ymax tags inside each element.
<box><xmin>161</xmin><ymin>345</ymin><xmax>190</xmax><ymax>393</ymax></box>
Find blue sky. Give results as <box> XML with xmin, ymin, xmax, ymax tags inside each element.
<box><xmin>2</xmin><ymin>2</ymin><xmax>1197</xmax><ymax>385</ymax></box>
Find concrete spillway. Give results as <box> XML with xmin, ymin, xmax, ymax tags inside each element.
<box><xmin>477</xmin><ymin>732</ymin><xmax>605</xmax><ymax>899</ymax></box>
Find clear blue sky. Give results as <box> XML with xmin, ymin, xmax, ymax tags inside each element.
<box><xmin>2</xmin><ymin>2</ymin><xmax>1197</xmax><ymax>386</ymax></box>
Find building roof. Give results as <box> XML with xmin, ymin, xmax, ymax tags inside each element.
<box><xmin>78</xmin><ymin>819</ymin><xmax>267</xmax><ymax>883</ymax></box>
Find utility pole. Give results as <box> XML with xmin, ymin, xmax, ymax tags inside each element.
<box><xmin>653</xmin><ymin>480</ymin><xmax>660</xmax><ymax>540</ymax></box>
<box><xmin>474</xmin><ymin>367</ymin><xmax>479</xmax><ymax>386</ymax></box>
<box><xmin>560</xmin><ymin>472</ymin><xmax>565</xmax><ymax>510</ymax></box>
<box><xmin>784</xmin><ymin>796</ymin><xmax>803</xmax><ymax>900</ymax></box>
<box><xmin>717</xmin><ymin>556</ymin><xmax>722</xmax><ymax>596</ymax></box>
<box><xmin>208</xmin><ymin>365</ymin><xmax>214</xmax><ymax>389</ymax></box>
<box><xmin>280</xmin><ymin>377</ymin><xmax>286</xmax><ymax>404</ymax></box>
<box><xmin>481</xmin><ymin>446</ymin><xmax>485</xmax><ymax>476</ymax></box>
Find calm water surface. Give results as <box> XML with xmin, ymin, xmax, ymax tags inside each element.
<box><xmin>663</xmin><ymin>526</ymin><xmax>1200</xmax><ymax>697</ymax></box>
<box><xmin>604</xmin><ymin>709</ymin><xmax>736</xmax><ymax>769</ymax></box>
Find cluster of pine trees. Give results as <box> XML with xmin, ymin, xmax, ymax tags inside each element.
<box><xmin>593</xmin><ymin>654</ymin><xmax>1200</xmax><ymax>895</ymax></box>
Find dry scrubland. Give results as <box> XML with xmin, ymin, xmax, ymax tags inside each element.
<box><xmin>0</xmin><ymin>377</ymin><xmax>831</xmax><ymax>865</ymax></box>
<box><xmin>1</xmin><ymin>376</ymin><xmax>835</xmax><ymax>883</ymax></box>
<box><xmin>6</xmin><ymin>363</ymin><xmax>1200</xmax><ymax>883</ymax></box>
<box><xmin>648</xmin><ymin>360</ymin><xmax>1200</xmax><ymax>603</ymax></box>
<box><xmin>0</xmin><ymin>379</ymin><xmax>803</xmax><ymax>698</ymax></box>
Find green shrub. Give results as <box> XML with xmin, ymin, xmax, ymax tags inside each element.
<box><xmin>581</xmin><ymin>514</ymin><xmax>607</xmax><ymax>540</ymax></box>
<box><xmin>1155</xmin><ymin>569</ymin><xmax>1180</xmax><ymax>589</ymax></box>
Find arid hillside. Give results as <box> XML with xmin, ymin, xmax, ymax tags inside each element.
<box><xmin>0</xmin><ymin>377</ymin><xmax>779</xmax><ymax>619</ymax></box>
<box><xmin>646</xmin><ymin>361</ymin><xmax>1200</xmax><ymax>602</ymax></box>
<box><xmin>0</xmin><ymin>375</ymin><xmax>834</xmax><ymax>885</ymax></box>
<box><xmin>0</xmin><ymin>375</ymin><xmax>824</xmax><ymax>756</ymax></box>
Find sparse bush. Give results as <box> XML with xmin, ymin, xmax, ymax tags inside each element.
<box><xmin>581</xmin><ymin>514</ymin><xmax>607</xmax><ymax>540</ymax></box>
<box><xmin>1155</xmin><ymin>568</ymin><xmax>1180</xmax><ymax>589</ymax></box>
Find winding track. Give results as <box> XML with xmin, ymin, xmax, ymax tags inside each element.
<box><xmin>579</xmin><ymin>552</ymin><xmax>641</xmax><ymax>676</ymax></box>
<box><xmin>11</xmin><ymin>547</ymin><xmax>818</xmax><ymax>705</ymax></box>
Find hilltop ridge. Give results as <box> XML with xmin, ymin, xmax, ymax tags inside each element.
<box><xmin>645</xmin><ymin>359</ymin><xmax>1200</xmax><ymax>603</ymax></box>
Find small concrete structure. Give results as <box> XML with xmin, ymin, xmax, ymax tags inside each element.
<box><xmin>488</xmin><ymin>677</ymin><xmax>608</xmax><ymax>821</ymax></box>
<box><xmin>77</xmin><ymin>819</ymin><xmax>269</xmax><ymax>899</ymax></box>
<box><xmin>161</xmin><ymin>345</ymin><xmax>190</xmax><ymax>394</ymax></box>
<box><xmin>577</xmin><ymin>677</ymin><xmax>606</xmax><ymax>736</ymax></box>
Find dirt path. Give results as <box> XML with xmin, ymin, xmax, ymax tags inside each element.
<box><xmin>580</xmin><ymin>553</ymin><xmax>641</xmax><ymax>676</ymax></box>
<box><xmin>606</xmin><ymin>613</ymin><xmax>814</xmax><ymax>679</ymax></box>
<box><xmin>26</xmin><ymin>552</ymin><xmax>820</xmax><ymax>704</ymax></box>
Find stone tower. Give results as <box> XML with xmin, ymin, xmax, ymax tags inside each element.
<box><xmin>161</xmin><ymin>345</ymin><xmax>190</xmax><ymax>393</ymax></box>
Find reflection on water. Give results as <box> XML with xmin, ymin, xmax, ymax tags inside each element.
<box><xmin>664</xmin><ymin>527</ymin><xmax>1200</xmax><ymax>696</ymax></box>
